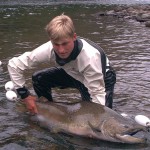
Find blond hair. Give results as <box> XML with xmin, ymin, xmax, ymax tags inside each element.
<box><xmin>45</xmin><ymin>14</ymin><xmax>75</xmax><ymax>41</ymax></box>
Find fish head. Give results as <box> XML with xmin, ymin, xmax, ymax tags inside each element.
<box><xmin>98</xmin><ymin>117</ymin><xmax>147</xmax><ymax>144</ymax></box>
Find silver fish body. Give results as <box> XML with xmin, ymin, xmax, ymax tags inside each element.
<box><xmin>31</xmin><ymin>101</ymin><xmax>147</xmax><ymax>144</ymax></box>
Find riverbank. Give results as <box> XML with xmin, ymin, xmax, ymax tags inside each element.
<box><xmin>94</xmin><ymin>4</ymin><xmax>150</xmax><ymax>27</ymax></box>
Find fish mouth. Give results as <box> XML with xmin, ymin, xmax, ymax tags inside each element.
<box><xmin>116</xmin><ymin>129</ymin><xmax>147</xmax><ymax>144</ymax></box>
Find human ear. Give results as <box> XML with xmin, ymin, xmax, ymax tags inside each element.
<box><xmin>73</xmin><ymin>33</ymin><xmax>77</xmax><ymax>41</ymax></box>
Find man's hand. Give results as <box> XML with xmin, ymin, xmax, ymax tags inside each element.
<box><xmin>23</xmin><ymin>95</ymin><xmax>38</xmax><ymax>114</ymax></box>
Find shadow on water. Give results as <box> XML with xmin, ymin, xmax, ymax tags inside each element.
<box><xmin>0</xmin><ymin>1</ymin><xmax>150</xmax><ymax>150</ymax></box>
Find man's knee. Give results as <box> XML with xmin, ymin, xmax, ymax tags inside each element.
<box><xmin>32</xmin><ymin>71</ymin><xmax>43</xmax><ymax>84</ymax></box>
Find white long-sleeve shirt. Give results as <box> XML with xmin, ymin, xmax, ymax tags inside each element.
<box><xmin>8</xmin><ymin>38</ymin><xmax>108</xmax><ymax>105</ymax></box>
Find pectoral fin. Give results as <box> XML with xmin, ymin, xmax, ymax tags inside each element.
<box><xmin>88</xmin><ymin>121</ymin><xmax>101</xmax><ymax>134</ymax></box>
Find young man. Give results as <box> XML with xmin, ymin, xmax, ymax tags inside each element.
<box><xmin>7</xmin><ymin>14</ymin><xmax>116</xmax><ymax>114</ymax></box>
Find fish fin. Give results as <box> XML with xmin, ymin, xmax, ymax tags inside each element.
<box><xmin>116</xmin><ymin>134</ymin><xmax>146</xmax><ymax>143</ymax></box>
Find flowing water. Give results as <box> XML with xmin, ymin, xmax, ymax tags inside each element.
<box><xmin>0</xmin><ymin>1</ymin><xmax>150</xmax><ymax>150</ymax></box>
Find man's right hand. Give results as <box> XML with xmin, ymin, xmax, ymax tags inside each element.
<box><xmin>23</xmin><ymin>95</ymin><xmax>38</xmax><ymax>114</ymax></box>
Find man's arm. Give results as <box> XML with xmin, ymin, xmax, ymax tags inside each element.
<box><xmin>7</xmin><ymin>41</ymin><xmax>53</xmax><ymax>113</ymax></box>
<box><xmin>78</xmin><ymin>46</ymin><xmax>106</xmax><ymax>105</ymax></box>
<box><xmin>7</xmin><ymin>41</ymin><xmax>53</xmax><ymax>89</ymax></box>
<box><xmin>83</xmin><ymin>57</ymin><xmax>106</xmax><ymax>105</ymax></box>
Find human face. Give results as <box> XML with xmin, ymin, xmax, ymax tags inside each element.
<box><xmin>52</xmin><ymin>33</ymin><xmax>77</xmax><ymax>59</ymax></box>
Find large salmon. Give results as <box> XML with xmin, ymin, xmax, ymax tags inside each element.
<box><xmin>30</xmin><ymin>100</ymin><xmax>147</xmax><ymax>144</ymax></box>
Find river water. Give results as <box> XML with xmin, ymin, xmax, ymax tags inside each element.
<box><xmin>0</xmin><ymin>0</ymin><xmax>150</xmax><ymax>5</ymax></box>
<box><xmin>0</xmin><ymin>1</ymin><xmax>150</xmax><ymax>150</ymax></box>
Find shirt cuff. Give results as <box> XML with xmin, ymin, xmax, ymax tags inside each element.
<box><xmin>16</xmin><ymin>87</ymin><xmax>30</xmax><ymax>99</ymax></box>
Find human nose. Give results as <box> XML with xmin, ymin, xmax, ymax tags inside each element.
<box><xmin>57</xmin><ymin>45</ymin><xmax>65</xmax><ymax>53</ymax></box>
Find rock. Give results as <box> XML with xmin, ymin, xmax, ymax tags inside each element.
<box><xmin>92</xmin><ymin>11</ymin><xmax>106</xmax><ymax>17</ymax></box>
<box><xmin>141</xmin><ymin>13</ymin><xmax>150</xmax><ymax>20</ymax></box>
<box><xmin>97</xmin><ymin>11</ymin><xmax>106</xmax><ymax>16</ymax></box>
<box><xmin>135</xmin><ymin>15</ymin><xmax>147</xmax><ymax>22</ymax></box>
<box><xmin>106</xmin><ymin>10</ymin><xmax>117</xmax><ymax>16</ymax></box>
<box><xmin>145</xmin><ymin>21</ymin><xmax>150</xmax><ymax>27</ymax></box>
<box><xmin>93</xmin><ymin>4</ymin><xmax>150</xmax><ymax>28</ymax></box>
